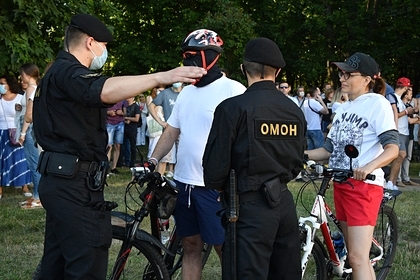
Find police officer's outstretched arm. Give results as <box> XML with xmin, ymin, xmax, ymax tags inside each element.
<box><xmin>101</xmin><ymin>69</ymin><xmax>206</xmax><ymax>104</ymax></box>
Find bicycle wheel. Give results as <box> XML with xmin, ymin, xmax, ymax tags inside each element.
<box><xmin>371</xmin><ymin>205</ymin><xmax>398</xmax><ymax>280</ymax></box>
<box><xmin>109</xmin><ymin>225</ymin><xmax>170</xmax><ymax>280</ymax></box>
<box><xmin>301</xmin><ymin>237</ymin><xmax>327</xmax><ymax>280</ymax></box>
<box><xmin>164</xmin><ymin>231</ymin><xmax>213</xmax><ymax>279</ymax></box>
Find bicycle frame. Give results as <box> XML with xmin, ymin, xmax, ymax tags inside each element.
<box><xmin>109</xmin><ymin>172</ymin><xmax>175</xmax><ymax>279</ymax></box>
<box><xmin>299</xmin><ymin>177</ymin><xmax>392</xmax><ymax>279</ymax></box>
<box><xmin>300</xmin><ymin>190</ymin><xmax>346</xmax><ymax>277</ymax></box>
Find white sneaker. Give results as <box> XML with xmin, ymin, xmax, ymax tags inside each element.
<box><xmin>385</xmin><ymin>181</ymin><xmax>398</xmax><ymax>190</ymax></box>
<box><xmin>165</xmin><ymin>171</ymin><xmax>174</xmax><ymax>179</ymax></box>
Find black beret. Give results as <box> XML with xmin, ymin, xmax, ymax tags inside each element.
<box><xmin>243</xmin><ymin>38</ymin><xmax>285</xmax><ymax>68</ymax></box>
<box><xmin>70</xmin><ymin>14</ymin><xmax>113</xmax><ymax>42</ymax></box>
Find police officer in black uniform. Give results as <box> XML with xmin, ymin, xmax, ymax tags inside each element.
<box><xmin>33</xmin><ymin>14</ymin><xmax>206</xmax><ymax>280</ymax></box>
<box><xmin>203</xmin><ymin>37</ymin><xmax>305</xmax><ymax>280</ymax></box>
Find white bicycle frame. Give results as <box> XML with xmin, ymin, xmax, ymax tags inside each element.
<box><xmin>300</xmin><ymin>192</ymin><xmax>384</xmax><ymax>278</ymax></box>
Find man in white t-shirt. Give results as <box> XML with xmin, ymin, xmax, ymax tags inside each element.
<box><xmin>149</xmin><ymin>29</ymin><xmax>246</xmax><ymax>280</ymax></box>
<box><xmin>386</xmin><ymin>77</ymin><xmax>415</xmax><ymax>189</ymax></box>
<box><xmin>302</xmin><ymin>86</ymin><xmax>328</xmax><ymax>150</ymax></box>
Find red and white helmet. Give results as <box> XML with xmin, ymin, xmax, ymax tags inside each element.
<box><xmin>181</xmin><ymin>29</ymin><xmax>223</xmax><ymax>53</ymax></box>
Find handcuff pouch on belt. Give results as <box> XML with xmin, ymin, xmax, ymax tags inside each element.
<box><xmin>37</xmin><ymin>151</ymin><xmax>80</xmax><ymax>178</ymax></box>
<box><xmin>37</xmin><ymin>151</ymin><xmax>108</xmax><ymax>191</ymax></box>
<box><xmin>261</xmin><ymin>176</ymin><xmax>284</xmax><ymax>208</ymax></box>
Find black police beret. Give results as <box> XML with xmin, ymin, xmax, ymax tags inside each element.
<box><xmin>70</xmin><ymin>14</ymin><xmax>113</xmax><ymax>42</ymax></box>
<box><xmin>243</xmin><ymin>37</ymin><xmax>286</xmax><ymax>68</ymax></box>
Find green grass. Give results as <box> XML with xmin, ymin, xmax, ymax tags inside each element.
<box><xmin>1</xmin><ymin>160</ymin><xmax>420</xmax><ymax>279</ymax></box>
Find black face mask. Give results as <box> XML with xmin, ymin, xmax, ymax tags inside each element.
<box><xmin>183</xmin><ymin>49</ymin><xmax>223</xmax><ymax>87</ymax></box>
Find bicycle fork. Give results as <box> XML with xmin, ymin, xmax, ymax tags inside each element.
<box><xmin>299</xmin><ymin>216</ymin><xmax>318</xmax><ymax>277</ymax></box>
<box><xmin>300</xmin><ymin>194</ymin><xmax>347</xmax><ymax>278</ymax></box>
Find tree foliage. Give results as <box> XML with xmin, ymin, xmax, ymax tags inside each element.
<box><xmin>1</xmin><ymin>0</ymin><xmax>420</xmax><ymax>92</ymax></box>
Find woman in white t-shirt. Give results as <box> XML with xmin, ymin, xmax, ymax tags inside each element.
<box><xmin>0</xmin><ymin>74</ymin><xmax>32</xmax><ymax>200</ymax></box>
<box><xmin>18</xmin><ymin>63</ymin><xmax>42</xmax><ymax>208</ymax></box>
<box><xmin>306</xmin><ymin>52</ymin><xmax>399</xmax><ymax>280</ymax></box>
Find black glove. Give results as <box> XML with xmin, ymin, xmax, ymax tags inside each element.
<box><xmin>147</xmin><ymin>160</ymin><xmax>156</xmax><ymax>172</ymax></box>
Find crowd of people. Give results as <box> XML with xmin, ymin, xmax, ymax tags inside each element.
<box><xmin>1</xmin><ymin>12</ymin><xmax>418</xmax><ymax>280</ymax></box>
<box><xmin>276</xmin><ymin>70</ymin><xmax>420</xmax><ymax>192</ymax></box>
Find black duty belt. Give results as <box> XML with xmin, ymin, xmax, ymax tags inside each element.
<box><xmin>79</xmin><ymin>161</ymin><xmax>99</xmax><ymax>173</ymax></box>
<box><xmin>38</xmin><ymin>151</ymin><xmax>98</xmax><ymax>176</ymax></box>
<box><xmin>239</xmin><ymin>182</ymin><xmax>288</xmax><ymax>203</ymax></box>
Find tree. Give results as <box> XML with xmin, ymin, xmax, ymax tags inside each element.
<box><xmin>108</xmin><ymin>0</ymin><xmax>255</xmax><ymax>83</ymax></box>
<box><xmin>1</xmin><ymin>0</ymin><xmax>420</xmax><ymax>93</ymax></box>
<box><xmin>0</xmin><ymin>0</ymin><xmax>118</xmax><ymax>75</ymax></box>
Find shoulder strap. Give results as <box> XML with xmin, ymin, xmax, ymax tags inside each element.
<box><xmin>308</xmin><ymin>99</ymin><xmax>321</xmax><ymax>115</ymax></box>
<box><xmin>299</xmin><ymin>97</ymin><xmax>305</xmax><ymax>108</ymax></box>
<box><xmin>386</xmin><ymin>92</ymin><xmax>400</xmax><ymax>113</ymax></box>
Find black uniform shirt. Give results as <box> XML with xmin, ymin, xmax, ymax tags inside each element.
<box><xmin>203</xmin><ymin>81</ymin><xmax>307</xmax><ymax>193</ymax></box>
<box><xmin>33</xmin><ymin>50</ymin><xmax>112</xmax><ymax>162</ymax></box>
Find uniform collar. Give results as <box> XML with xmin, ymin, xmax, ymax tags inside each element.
<box><xmin>56</xmin><ymin>50</ymin><xmax>80</xmax><ymax>63</ymax></box>
<box><xmin>247</xmin><ymin>80</ymin><xmax>277</xmax><ymax>91</ymax></box>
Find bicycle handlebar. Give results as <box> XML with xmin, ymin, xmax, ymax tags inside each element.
<box><xmin>131</xmin><ymin>167</ymin><xmax>179</xmax><ymax>194</ymax></box>
<box><xmin>305</xmin><ymin>161</ymin><xmax>376</xmax><ymax>182</ymax></box>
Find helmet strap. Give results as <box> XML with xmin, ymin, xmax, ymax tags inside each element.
<box><xmin>200</xmin><ymin>50</ymin><xmax>220</xmax><ymax>71</ymax></box>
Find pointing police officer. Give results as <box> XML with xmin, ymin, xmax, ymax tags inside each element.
<box><xmin>203</xmin><ymin>38</ymin><xmax>305</xmax><ymax>280</ymax></box>
<box><xmin>32</xmin><ymin>14</ymin><xmax>206</xmax><ymax>279</ymax></box>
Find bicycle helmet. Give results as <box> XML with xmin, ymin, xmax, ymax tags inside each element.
<box><xmin>181</xmin><ymin>29</ymin><xmax>223</xmax><ymax>85</ymax></box>
<box><xmin>181</xmin><ymin>29</ymin><xmax>223</xmax><ymax>53</ymax></box>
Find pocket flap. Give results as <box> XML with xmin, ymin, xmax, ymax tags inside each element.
<box><xmin>46</xmin><ymin>153</ymin><xmax>80</xmax><ymax>178</ymax></box>
<box><xmin>263</xmin><ymin>177</ymin><xmax>282</xmax><ymax>202</ymax></box>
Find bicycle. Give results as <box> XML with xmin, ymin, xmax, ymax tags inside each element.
<box><xmin>298</xmin><ymin>145</ymin><xmax>401</xmax><ymax>280</ymax></box>
<box><xmin>108</xmin><ymin>169</ymin><xmax>177</xmax><ymax>280</ymax></box>
<box><xmin>111</xmin><ymin>166</ymin><xmax>212</xmax><ymax>280</ymax></box>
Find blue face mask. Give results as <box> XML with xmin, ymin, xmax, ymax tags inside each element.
<box><xmin>172</xmin><ymin>82</ymin><xmax>182</xmax><ymax>89</ymax></box>
<box><xmin>89</xmin><ymin>41</ymin><xmax>108</xmax><ymax>70</ymax></box>
<box><xmin>0</xmin><ymin>84</ymin><xmax>7</xmax><ymax>94</ymax></box>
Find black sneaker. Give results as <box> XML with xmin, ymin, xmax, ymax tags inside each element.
<box><xmin>110</xmin><ymin>168</ymin><xmax>120</xmax><ymax>175</ymax></box>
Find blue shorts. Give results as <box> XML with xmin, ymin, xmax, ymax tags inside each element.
<box><xmin>398</xmin><ymin>134</ymin><xmax>409</xmax><ymax>152</ymax></box>
<box><xmin>107</xmin><ymin>122</ymin><xmax>124</xmax><ymax>145</ymax></box>
<box><xmin>173</xmin><ymin>181</ymin><xmax>224</xmax><ymax>245</ymax></box>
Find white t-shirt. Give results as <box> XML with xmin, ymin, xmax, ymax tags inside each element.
<box><xmin>331</xmin><ymin>101</ymin><xmax>343</xmax><ymax>114</ymax></box>
<box><xmin>328</xmin><ymin>93</ymin><xmax>396</xmax><ymax>186</ymax></box>
<box><xmin>302</xmin><ymin>98</ymin><xmax>323</xmax><ymax>130</ymax></box>
<box><xmin>15</xmin><ymin>86</ymin><xmax>36</xmax><ymax>130</ymax></box>
<box><xmin>395</xmin><ymin>93</ymin><xmax>409</xmax><ymax>135</ymax></box>
<box><xmin>168</xmin><ymin>76</ymin><xmax>246</xmax><ymax>186</ymax></box>
<box><xmin>0</xmin><ymin>94</ymin><xmax>22</xmax><ymax>129</ymax></box>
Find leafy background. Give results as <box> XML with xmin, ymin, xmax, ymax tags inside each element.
<box><xmin>1</xmin><ymin>0</ymin><xmax>420</xmax><ymax>91</ymax></box>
